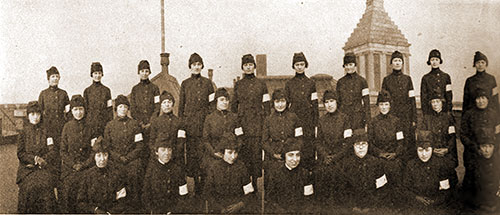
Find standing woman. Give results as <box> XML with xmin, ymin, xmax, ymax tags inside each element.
<box><xmin>231</xmin><ymin>54</ymin><xmax>271</xmax><ymax>191</ymax></box>
<box><xmin>83</xmin><ymin>62</ymin><xmax>113</xmax><ymax>141</ymax></box>
<box><xmin>381</xmin><ymin>51</ymin><xmax>417</xmax><ymax>161</ymax></box>
<box><xmin>420</xmin><ymin>49</ymin><xmax>453</xmax><ymax>115</ymax></box>
<box><xmin>178</xmin><ymin>53</ymin><xmax>214</xmax><ymax>196</ymax></box>
<box><xmin>38</xmin><ymin>66</ymin><xmax>70</xmax><ymax>176</ymax></box>
<box><xmin>285</xmin><ymin>52</ymin><xmax>319</xmax><ymax>171</ymax></box>
<box><xmin>463</xmin><ymin>51</ymin><xmax>499</xmax><ymax>116</ymax></box>
<box><xmin>336</xmin><ymin>52</ymin><xmax>371</xmax><ymax>130</ymax></box>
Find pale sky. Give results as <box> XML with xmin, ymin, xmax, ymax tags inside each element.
<box><xmin>1</xmin><ymin>0</ymin><xmax>499</xmax><ymax>104</ymax></box>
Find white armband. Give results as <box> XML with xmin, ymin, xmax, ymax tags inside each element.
<box><xmin>179</xmin><ymin>184</ymin><xmax>188</xmax><ymax>195</ymax></box>
<box><xmin>208</xmin><ymin>93</ymin><xmax>215</xmax><ymax>102</ymax></box>
<box><xmin>343</xmin><ymin>129</ymin><xmax>353</xmax><ymax>138</ymax></box>
<box><xmin>262</xmin><ymin>94</ymin><xmax>270</xmax><ymax>102</ymax></box>
<box><xmin>448</xmin><ymin>126</ymin><xmax>456</xmax><ymax>134</ymax></box>
<box><xmin>311</xmin><ymin>92</ymin><xmax>318</xmax><ymax>101</ymax></box>
<box><xmin>134</xmin><ymin>133</ymin><xmax>143</xmax><ymax>142</ymax></box>
<box><xmin>396</xmin><ymin>131</ymin><xmax>404</xmax><ymax>140</ymax></box>
<box><xmin>234</xmin><ymin>127</ymin><xmax>244</xmax><ymax>136</ymax></box>
<box><xmin>446</xmin><ymin>84</ymin><xmax>452</xmax><ymax>92</ymax></box>
<box><xmin>295</xmin><ymin>127</ymin><xmax>303</xmax><ymax>137</ymax></box>
<box><xmin>439</xmin><ymin>179</ymin><xmax>450</xmax><ymax>190</ymax></box>
<box><xmin>116</xmin><ymin>187</ymin><xmax>126</xmax><ymax>200</ymax></box>
<box><xmin>362</xmin><ymin>88</ymin><xmax>369</xmax><ymax>96</ymax></box>
<box><xmin>64</xmin><ymin>104</ymin><xmax>70</xmax><ymax>113</ymax></box>
<box><xmin>177</xmin><ymin>129</ymin><xmax>186</xmax><ymax>138</ymax></box>
<box><xmin>243</xmin><ymin>182</ymin><xmax>254</xmax><ymax>195</ymax></box>
<box><xmin>408</xmin><ymin>90</ymin><xmax>415</xmax><ymax>98</ymax></box>
<box><xmin>304</xmin><ymin>184</ymin><xmax>314</xmax><ymax>196</ymax></box>
<box><xmin>47</xmin><ymin>137</ymin><xmax>54</xmax><ymax>146</ymax></box>
<box><xmin>376</xmin><ymin>174</ymin><xmax>387</xmax><ymax>189</ymax></box>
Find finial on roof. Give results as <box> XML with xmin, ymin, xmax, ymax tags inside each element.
<box><xmin>366</xmin><ymin>0</ymin><xmax>384</xmax><ymax>11</ymax></box>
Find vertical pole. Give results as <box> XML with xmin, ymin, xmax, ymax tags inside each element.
<box><xmin>161</xmin><ymin>0</ymin><xmax>165</xmax><ymax>53</ymax></box>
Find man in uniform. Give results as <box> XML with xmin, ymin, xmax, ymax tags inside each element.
<box><xmin>178</xmin><ymin>53</ymin><xmax>214</xmax><ymax>195</ymax></box>
<box><xmin>314</xmin><ymin>90</ymin><xmax>352</xmax><ymax>202</ymax></box>
<box><xmin>204</xmin><ymin>132</ymin><xmax>256</xmax><ymax>214</ymax></box>
<box><xmin>149</xmin><ymin>90</ymin><xmax>185</xmax><ymax>162</ymax></box>
<box><xmin>202</xmin><ymin>88</ymin><xmax>241</xmax><ymax>168</ymax></box>
<box><xmin>460</xmin><ymin>88</ymin><xmax>500</xmax><ymax>206</ymax></box>
<box><xmin>336</xmin><ymin>52</ymin><xmax>370</xmax><ymax>130</ymax></box>
<box><xmin>266</xmin><ymin>138</ymin><xmax>315</xmax><ymax>214</ymax></box>
<box><xmin>420</xmin><ymin>49</ymin><xmax>453</xmax><ymax>115</ymax></box>
<box><xmin>422</xmin><ymin>90</ymin><xmax>458</xmax><ymax>167</ymax></box>
<box><xmin>381</xmin><ymin>51</ymin><xmax>417</xmax><ymax>161</ymax></box>
<box><xmin>403</xmin><ymin>130</ymin><xmax>457</xmax><ymax>214</ymax></box>
<box><xmin>83</xmin><ymin>62</ymin><xmax>113</xmax><ymax>140</ymax></box>
<box><xmin>103</xmin><ymin>94</ymin><xmax>144</xmax><ymax>211</ymax></box>
<box><xmin>463</xmin><ymin>51</ymin><xmax>499</xmax><ymax>116</ymax></box>
<box><xmin>38</xmin><ymin>66</ymin><xmax>70</xmax><ymax>175</ymax></box>
<box><xmin>59</xmin><ymin>95</ymin><xmax>94</xmax><ymax>213</ymax></box>
<box><xmin>231</xmin><ymin>54</ymin><xmax>270</xmax><ymax>191</ymax></box>
<box><xmin>142</xmin><ymin>136</ymin><xmax>189</xmax><ymax>214</ymax></box>
<box><xmin>16</xmin><ymin>101</ymin><xmax>57</xmax><ymax>213</ymax></box>
<box><xmin>285</xmin><ymin>52</ymin><xmax>318</xmax><ymax>170</ymax></box>
<box><xmin>77</xmin><ymin>141</ymin><xmax>128</xmax><ymax>214</ymax></box>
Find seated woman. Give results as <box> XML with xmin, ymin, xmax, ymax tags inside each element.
<box><xmin>314</xmin><ymin>90</ymin><xmax>352</xmax><ymax>203</ymax></box>
<box><xmin>142</xmin><ymin>136</ymin><xmax>188</xmax><ymax>214</ymax></box>
<box><xmin>16</xmin><ymin>101</ymin><xmax>57</xmax><ymax>213</ymax></box>
<box><xmin>76</xmin><ymin>141</ymin><xmax>128</xmax><ymax>214</ymax></box>
<box><xmin>202</xmin><ymin>88</ymin><xmax>241</xmax><ymax>170</ymax></box>
<box><xmin>422</xmin><ymin>90</ymin><xmax>458</xmax><ymax>167</ymax></box>
<box><xmin>403</xmin><ymin>130</ymin><xmax>457</xmax><ymax>214</ymax></box>
<box><xmin>340</xmin><ymin>129</ymin><xmax>390</xmax><ymax>213</ymax></box>
<box><xmin>467</xmin><ymin>127</ymin><xmax>500</xmax><ymax>213</ymax></box>
<box><xmin>204</xmin><ymin>132</ymin><xmax>256</xmax><ymax>214</ymax></box>
<box><xmin>266</xmin><ymin>138</ymin><xmax>314</xmax><ymax>214</ymax></box>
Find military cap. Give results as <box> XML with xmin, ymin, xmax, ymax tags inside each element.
<box><xmin>473</xmin><ymin>51</ymin><xmax>488</xmax><ymax>67</ymax></box>
<box><xmin>188</xmin><ymin>53</ymin><xmax>204</xmax><ymax>69</ymax></box>
<box><xmin>241</xmin><ymin>54</ymin><xmax>256</xmax><ymax>69</ymax></box>
<box><xmin>90</xmin><ymin>62</ymin><xmax>103</xmax><ymax>77</ymax></box>
<box><xmin>46</xmin><ymin>66</ymin><xmax>59</xmax><ymax>80</ymax></box>
<box><xmin>70</xmin><ymin>94</ymin><xmax>85</xmax><ymax>109</ymax></box>
<box><xmin>292</xmin><ymin>52</ymin><xmax>308</xmax><ymax>69</ymax></box>
<box><xmin>427</xmin><ymin>49</ymin><xmax>443</xmax><ymax>65</ymax></box>
<box><xmin>343</xmin><ymin>52</ymin><xmax>357</xmax><ymax>66</ymax></box>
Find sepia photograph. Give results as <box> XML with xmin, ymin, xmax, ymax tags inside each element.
<box><xmin>0</xmin><ymin>0</ymin><xmax>499</xmax><ymax>214</ymax></box>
